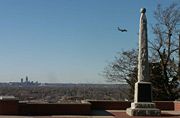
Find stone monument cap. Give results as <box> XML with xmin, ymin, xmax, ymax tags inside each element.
<box><xmin>140</xmin><ymin>8</ymin><xmax>146</xmax><ymax>13</ymax></box>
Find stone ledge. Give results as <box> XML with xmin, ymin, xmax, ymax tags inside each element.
<box><xmin>0</xmin><ymin>96</ymin><xmax>18</xmax><ymax>101</ymax></box>
<box><xmin>131</xmin><ymin>102</ymin><xmax>156</xmax><ymax>109</ymax></box>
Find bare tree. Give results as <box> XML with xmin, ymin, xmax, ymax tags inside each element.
<box><xmin>103</xmin><ymin>49</ymin><xmax>138</xmax><ymax>99</ymax></box>
<box><xmin>149</xmin><ymin>3</ymin><xmax>180</xmax><ymax>100</ymax></box>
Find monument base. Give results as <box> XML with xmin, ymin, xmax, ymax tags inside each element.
<box><xmin>126</xmin><ymin>102</ymin><xmax>161</xmax><ymax>116</ymax></box>
<box><xmin>126</xmin><ymin>82</ymin><xmax>161</xmax><ymax>116</ymax></box>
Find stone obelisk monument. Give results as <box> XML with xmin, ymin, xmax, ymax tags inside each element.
<box><xmin>126</xmin><ymin>8</ymin><xmax>160</xmax><ymax>116</ymax></box>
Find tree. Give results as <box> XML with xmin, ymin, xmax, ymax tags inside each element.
<box><xmin>103</xmin><ymin>49</ymin><xmax>138</xmax><ymax>100</ymax></box>
<box><xmin>150</xmin><ymin>3</ymin><xmax>180</xmax><ymax>100</ymax></box>
<box><xmin>104</xmin><ymin>3</ymin><xmax>180</xmax><ymax>101</ymax></box>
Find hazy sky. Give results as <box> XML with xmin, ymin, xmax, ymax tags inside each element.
<box><xmin>0</xmin><ymin>0</ymin><xmax>178</xmax><ymax>83</ymax></box>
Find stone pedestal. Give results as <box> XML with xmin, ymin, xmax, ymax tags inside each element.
<box><xmin>126</xmin><ymin>82</ymin><xmax>160</xmax><ymax>116</ymax></box>
<box><xmin>126</xmin><ymin>102</ymin><xmax>160</xmax><ymax>116</ymax></box>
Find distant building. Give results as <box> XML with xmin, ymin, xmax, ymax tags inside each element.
<box><xmin>5</xmin><ymin>76</ymin><xmax>40</xmax><ymax>87</ymax></box>
<box><xmin>25</xmin><ymin>76</ymin><xmax>28</xmax><ymax>83</ymax></box>
<box><xmin>21</xmin><ymin>78</ymin><xmax>23</xmax><ymax>83</ymax></box>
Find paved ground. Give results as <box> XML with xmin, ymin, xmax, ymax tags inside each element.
<box><xmin>0</xmin><ymin>110</ymin><xmax>180</xmax><ymax>118</ymax></box>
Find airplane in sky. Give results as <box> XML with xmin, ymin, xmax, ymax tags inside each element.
<box><xmin>117</xmin><ymin>27</ymin><xmax>127</xmax><ymax>32</ymax></box>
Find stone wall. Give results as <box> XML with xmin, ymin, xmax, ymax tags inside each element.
<box><xmin>88</xmin><ymin>100</ymin><xmax>131</xmax><ymax>110</ymax></box>
<box><xmin>175</xmin><ymin>101</ymin><xmax>180</xmax><ymax>111</ymax></box>
<box><xmin>0</xmin><ymin>100</ymin><xmax>178</xmax><ymax>115</ymax></box>
<box><xmin>18</xmin><ymin>102</ymin><xmax>91</xmax><ymax>115</ymax></box>
<box><xmin>0</xmin><ymin>99</ymin><xmax>19</xmax><ymax>115</ymax></box>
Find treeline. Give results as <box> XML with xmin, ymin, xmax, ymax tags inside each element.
<box><xmin>0</xmin><ymin>84</ymin><xmax>129</xmax><ymax>103</ymax></box>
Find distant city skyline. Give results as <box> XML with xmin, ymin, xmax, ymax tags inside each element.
<box><xmin>0</xmin><ymin>0</ymin><xmax>178</xmax><ymax>83</ymax></box>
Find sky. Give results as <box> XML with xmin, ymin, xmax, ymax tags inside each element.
<box><xmin>0</xmin><ymin>0</ymin><xmax>178</xmax><ymax>83</ymax></box>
